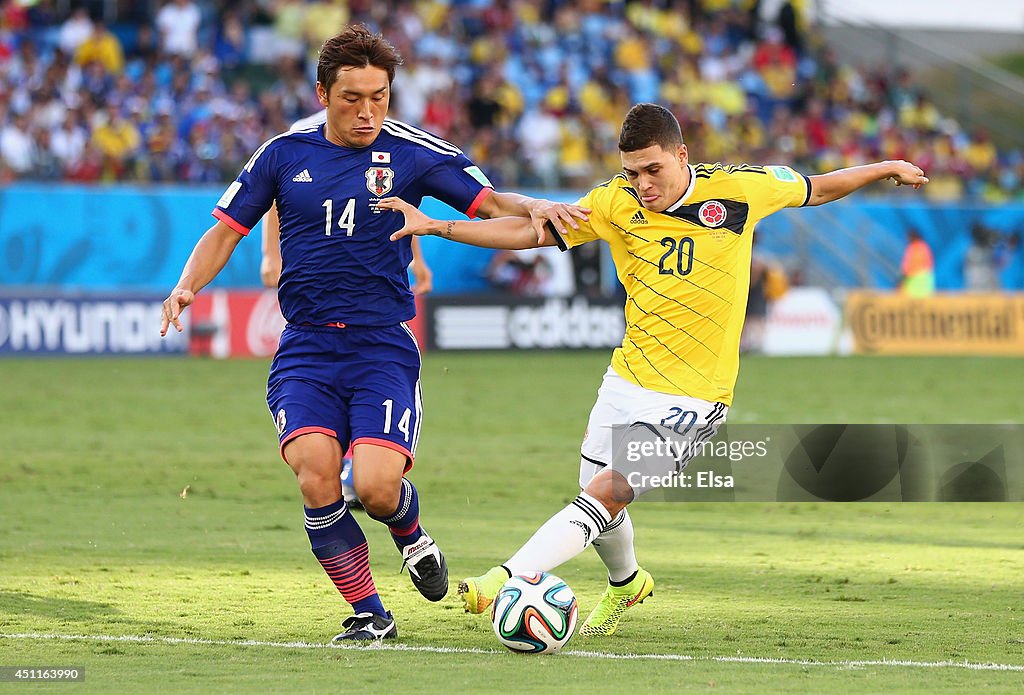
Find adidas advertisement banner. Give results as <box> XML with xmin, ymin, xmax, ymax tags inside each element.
<box><xmin>424</xmin><ymin>295</ymin><xmax>626</xmax><ymax>351</ymax></box>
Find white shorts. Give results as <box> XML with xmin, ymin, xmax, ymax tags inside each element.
<box><xmin>579</xmin><ymin>367</ymin><xmax>728</xmax><ymax>495</ymax></box>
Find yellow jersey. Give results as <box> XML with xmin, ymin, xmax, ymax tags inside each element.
<box><xmin>553</xmin><ymin>163</ymin><xmax>811</xmax><ymax>405</ymax></box>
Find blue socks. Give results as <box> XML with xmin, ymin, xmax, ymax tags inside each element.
<box><xmin>304</xmin><ymin>498</ymin><xmax>386</xmax><ymax>616</ymax></box>
<box><xmin>367</xmin><ymin>477</ymin><xmax>424</xmax><ymax>550</ymax></box>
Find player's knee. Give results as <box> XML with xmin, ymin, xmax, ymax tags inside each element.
<box><xmin>583</xmin><ymin>471</ymin><xmax>632</xmax><ymax>518</ymax></box>
<box><xmin>293</xmin><ymin>465</ymin><xmax>340</xmax><ymax>505</ymax></box>
<box><xmin>357</xmin><ymin>483</ymin><xmax>401</xmax><ymax>517</ymax></box>
<box><xmin>283</xmin><ymin>435</ymin><xmax>343</xmax><ymax>505</ymax></box>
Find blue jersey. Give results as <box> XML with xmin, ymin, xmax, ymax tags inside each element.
<box><xmin>213</xmin><ymin>118</ymin><xmax>494</xmax><ymax>325</ymax></box>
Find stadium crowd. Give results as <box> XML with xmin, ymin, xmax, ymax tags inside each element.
<box><xmin>0</xmin><ymin>0</ymin><xmax>1020</xmax><ymax>201</ymax></box>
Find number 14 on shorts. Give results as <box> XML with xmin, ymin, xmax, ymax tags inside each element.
<box><xmin>382</xmin><ymin>399</ymin><xmax>411</xmax><ymax>442</ymax></box>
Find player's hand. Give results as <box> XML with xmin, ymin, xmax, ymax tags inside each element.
<box><xmin>528</xmin><ymin>199</ymin><xmax>590</xmax><ymax>244</ymax></box>
<box><xmin>887</xmin><ymin>160</ymin><xmax>929</xmax><ymax>190</ymax></box>
<box><xmin>160</xmin><ymin>288</ymin><xmax>195</xmax><ymax>336</ymax></box>
<box><xmin>410</xmin><ymin>259</ymin><xmax>433</xmax><ymax>295</ymax></box>
<box><xmin>259</xmin><ymin>253</ymin><xmax>281</xmax><ymax>289</ymax></box>
<box><xmin>378</xmin><ymin>197</ymin><xmax>435</xmax><ymax>240</ymax></box>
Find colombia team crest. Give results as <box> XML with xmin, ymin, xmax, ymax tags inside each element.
<box><xmin>366</xmin><ymin>166</ymin><xmax>394</xmax><ymax>196</ymax></box>
<box><xmin>698</xmin><ymin>200</ymin><xmax>727</xmax><ymax>227</ymax></box>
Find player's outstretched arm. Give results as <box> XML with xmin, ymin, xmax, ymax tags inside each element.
<box><xmin>260</xmin><ymin>203</ymin><xmax>282</xmax><ymax>289</ymax></box>
<box><xmin>378</xmin><ymin>197</ymin><xmax>557</xmax><ymax>250</ymax></box>
<box><xmin>806</xmin><ymin>160</ymin><xmax>928</xmax><ymax>206</ymax></box>
<box><xmin>476</xmin><ymin>191</ymin><xmax>590</xmax><ymax>243</ymax></box>
<box><xmin>160</xmin><ymin>220</ymin><xmax>244</xmax><ymax>336</ymax></box>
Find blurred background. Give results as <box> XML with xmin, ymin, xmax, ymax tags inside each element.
<box><xmin>1</xmin><ymin>0</ymin><xmax>1022</xmax><ymax>358</ymax></box>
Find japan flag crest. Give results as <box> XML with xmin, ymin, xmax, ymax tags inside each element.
<box><xmin>366</xmin><ymin>167</ymin><xmax>394</xmax><ymax>196</ymax></box>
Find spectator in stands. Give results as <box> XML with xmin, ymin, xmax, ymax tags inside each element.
<box><xmin>466</xmin><ymin>72</ymin><xmax>503</xmax><ymax>133</ymax></box>
<box><xmin>899</xmin><ymin>92</ymin><xmax>941</xmax><ymax>134</ymax></box>
<box><xmin>213</xmin><ymin>10</ymin><xmax>247</xmax><ymax>76</ymax></box>
<box><xmin>57</xmin><ymin>6</ymin><xmax>92</xmax><ymax>55</ymax></box>
<box><xmin>26</xmin><ymin>0</ymin><xmax>60</xmax><ymax>29</ymax></box>
<box><xmin>753</xmin><ymin>25</ymin><xmax>796</xmax><ymax>73</ymax></box>
<box><xmin>0</xmin><ymin>111</ymin><xmax>34</xmax><ymax>176</ymax></box>
<box><xmin>743</xmin><ymin>247</ymin><xmax>770</xmax><ymax>354</ymax></box>
<box><xmin>90</xmin><ymin>105</ymin><xmax>141</xmax><ymax>181</ymax></box>
<box><xmin>29</xmin><ymin>126</ymin><xmax>62</xmax><ymax>180</ymax></box>
<box><xmin>392</xmin><ymin>53</ymin><xmax>451</xmax><ymax>125</ymax></box>
<box><xmin>743</xmin><ymin>234</ymin><xmax>789</xmax><ymax>352</ymax></box>
<box><xmin>997</xmin><ymin>231</ymin><xmax>1022</xmax><ymax>290</ymax></box>
<box><xmin>963</xmin><ymin>222</ymin><xmax>1000</xmax><ymax>292</ymax></box>
<box><xmin>776</xmin><ymin>0</ymin><xmax>804</xmax><ymax>56</ymax></box>
<box><xmin>73</xmin><ymin>18</ymin><xmax>124</xmax><ymax>75</ymax></box>
<box><xmin>50</xmin><ymin>109</ymin><xmax>88</xmax><ymax>172</ymax></box>
<box><xmin>129</xmin><ymin>24</ymin><xmax>161</xmax><ymax>67</ymax></box>
<box><xmin>8</xmin><ymin>37</ymin><xmax>44</xmax><ymax>94</ymax></box>
<box><xmin>486</xmin><ymin>247</ymin><xmax>574</xmax><ymax>298</ymax></box>
<box><xmin>302</xmin><ymin>1</ymin><xmax>349</xmax><ymax>76</ymax></box>
<box><xmin>898</xmin><ymin>227</ymin><xmax>935</xmax><ymax>297</ymax></box>
<box><xmin>963</xmin><ymin>127</ymin><xmax>998</xmax><ymax>176</ymax></box>
<box><xmin>516</xmin><ymin>98</ymin><xmax>563</xmax><ymax>188</ymax></box>
<box><xmin>487</xmin><ymin>249</ymin><xmax>550</xmax><ymax>296</ymax></box>
<box><xmin>78</xmin><ymin>58</ymin><xmax>115</xmax><ymax>102</ymax></box>
<box><xmin>141</xmin><ymin>109</ymin><xmax>178</xmax><ymax>182</ymax></box>
<box><xmin>270</xmin><ymin>0</ymin><xmax>307</xmax><ymax>64</ymax></box>
<box><xmin>559</xmin><ymin>107</ymin><xmax>597</xmax><ymax>189</ymax></box>
<box><xmin>64</xmin><ymin>141</ymin><xmax>103</xmax><ymax>182</ymax></box>
<box><xmin>0</xmin><ymin>0</ymin><xmax>1018</xmax><ymax>205</ymax></box>
<box><xmin>155</xmin><ymin>0</ymin><xmax>201</xmax><ymax>58</ymax></box>
<box><xmin>422</xmin><ymin>84</ymin><xmax>459</xmax><ymax>139</ymax></box>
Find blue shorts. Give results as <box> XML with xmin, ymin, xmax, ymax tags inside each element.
<box><xmin>267</xmin><ymin>323</ymin><xmax>422</xmax><ymax>469</ymax></box>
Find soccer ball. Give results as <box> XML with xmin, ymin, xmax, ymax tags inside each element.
<box><xmin>491</xmin><ymin>572</ymin><xmax>578</xmax><ymax>654</ymax></box>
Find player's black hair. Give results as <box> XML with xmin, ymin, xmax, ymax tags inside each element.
<box><xmin>618</xmin><ymin>103</ymin><xmax>684</xmax><ymax>153</ymax></box>
<box><xmin>317</xmin><ymin>24</ymin><xmax>404</xmax><ymax>94</ymax></box>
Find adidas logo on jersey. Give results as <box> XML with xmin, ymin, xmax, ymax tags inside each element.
<box><xmin>630</xmin><ymin>210</ymin><xmax>648</xmax><ymax>225</ymax></box>
<box><xmin>292</xmin><ymin>169</ymin><xmax>313</xmax><ymax>183</ymax></box>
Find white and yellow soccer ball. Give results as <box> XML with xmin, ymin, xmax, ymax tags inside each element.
<box><xmin>491</xmin><ymin>572</ymin><xmax>578</xmax><ymax>654</ymax></box>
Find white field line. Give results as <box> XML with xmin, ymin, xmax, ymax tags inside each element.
<box><xmin>2</xmin><ymin>632</ymin><xmax>1022</xmax><ymax>672</ymax></box>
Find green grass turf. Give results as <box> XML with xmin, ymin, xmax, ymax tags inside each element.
<box><xmin>1</xmin><ymin>354</ymin><xmax>1022</xmax><ymax>693</ymax></box>
<box><xmin>995</xmin><ymin>53</ymin><xmax>1024</xmax><ymax>79</ymax></box>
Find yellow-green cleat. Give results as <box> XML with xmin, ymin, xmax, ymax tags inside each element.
<box><xmin>458</xmin><ymin>566</ymin><xmax>510</xmax><ymax>614</ymax></box>
<box><xmin>579</xmin><ymin>567</ymin><xmax>655</xmax><ymax>637</ymax></box>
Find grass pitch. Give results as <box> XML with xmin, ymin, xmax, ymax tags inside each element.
<box><xmin>1</xmin><ymin>353</ymin><xmax>1022</xmax><ymax>693</ymax></box>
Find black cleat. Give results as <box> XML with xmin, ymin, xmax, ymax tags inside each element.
<box><xmin>401</xmin><ymin>532</ymin><xmax>449</xmax><ymax>602</ymax></box>
<box><xmin>331</xmin><ymin>611</ymin><xmax>398</xmax><ymax>642</ymax></box>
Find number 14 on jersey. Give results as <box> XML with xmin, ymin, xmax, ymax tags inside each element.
<box><xmin>323</xmin><ymin>198</ymin><xmax>356</xmax><ymax>236</ymax></box>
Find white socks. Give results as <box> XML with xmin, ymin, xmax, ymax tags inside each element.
<box><xmin>592</xmin><ymin>508</ymin><xmax>638</xmax><ymax>583</ymax></box>
<box><xmin>505</xmin><ymin>492</ymin><xmax>612</xmax><ymax>575</ymax></box>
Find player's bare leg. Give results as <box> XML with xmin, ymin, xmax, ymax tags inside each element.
<box><xmin>285</xmin><ymin>433</ymin><xmax>396</xmax><ymax>641</ymax></box>
<box><xmin>354</xmin><ymin>444</ymin><xmax>449</xmax><ymax>601</ymax></box>
<box><xmin>582</xmin><ymin>468</ymin><xmax>633</xmax><ymax>518</ymax></box>
<box><xmin>350</xmin><ymin>445</ymin><xmax>404</xmax><ymax>516</ymax></box>
<box><xmin>286</xmin><ymin>432</ymin><xmax>344</xmax><ymax>507</ymax></box>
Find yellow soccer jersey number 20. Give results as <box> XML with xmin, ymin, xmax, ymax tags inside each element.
<box><xmin>552</xmin><ymin>163</ymin><xmax>810</xmax><ymax>405</ymax></box>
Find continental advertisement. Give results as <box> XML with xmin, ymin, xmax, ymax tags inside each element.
<box><xmin>846</xmin><ymin>292</ymin><xmax>1024</xmax><ymax>355</ymax></box>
